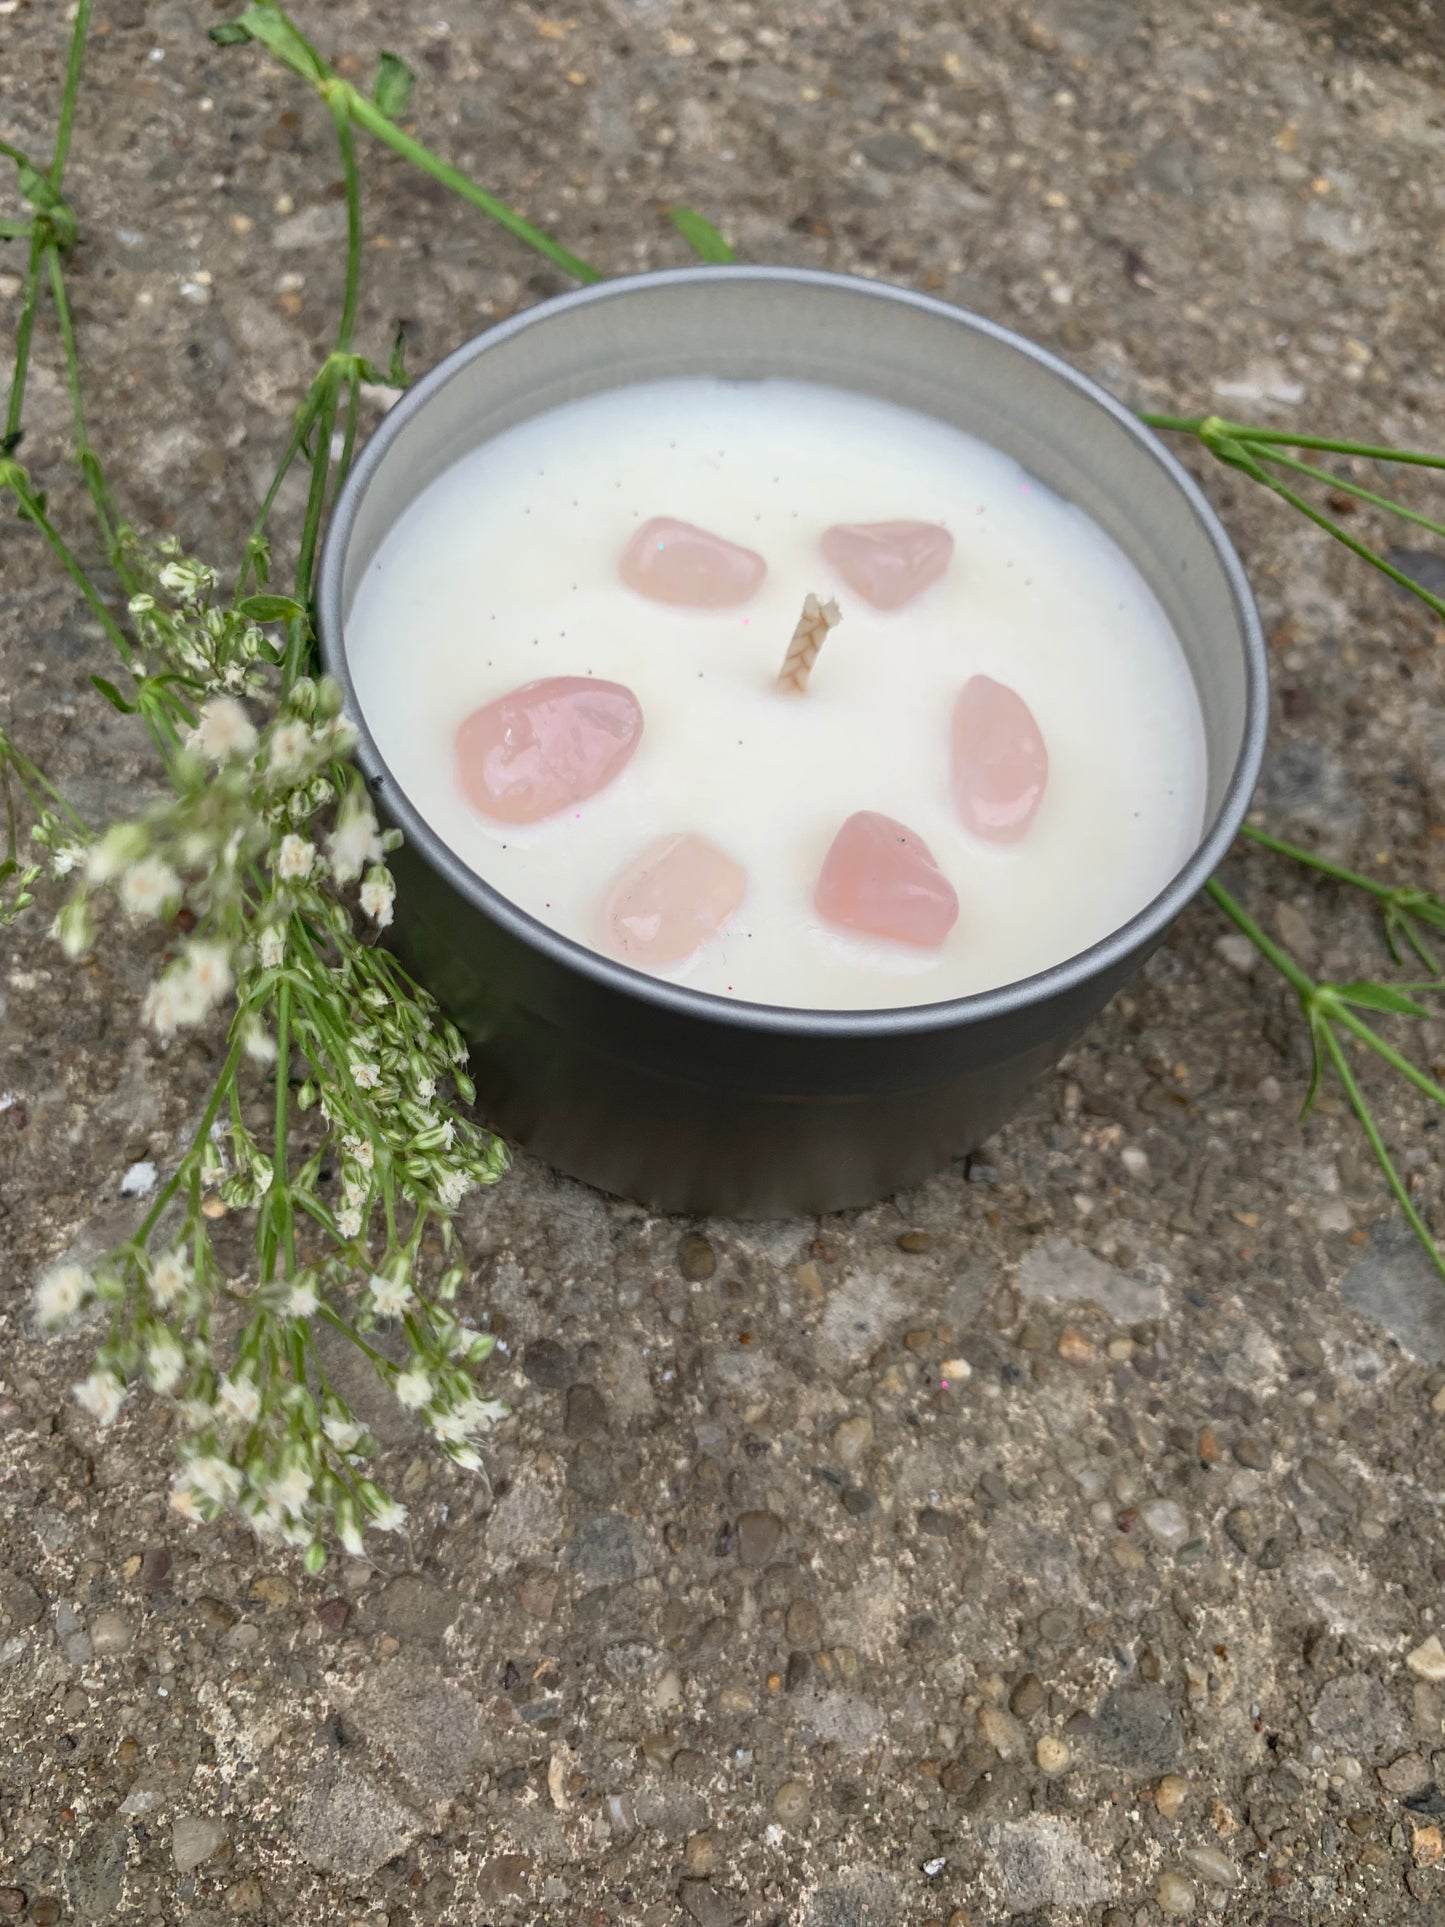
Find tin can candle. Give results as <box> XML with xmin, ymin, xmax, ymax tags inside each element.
<box><xmin>321</xmin><ymin>268</ymin><xmax>1266</xmax><ymax>1214</ymax></box>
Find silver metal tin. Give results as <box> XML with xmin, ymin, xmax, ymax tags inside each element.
<box><xmin>318</xmin><ymin>268</ymin><xmax>1267</xmax><ymax>1216</ymax></box>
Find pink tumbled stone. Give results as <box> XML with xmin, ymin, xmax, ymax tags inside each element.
<box><xmin>815</xmin><ymin>811</ymin><xmax>959</xmax><ymax>949</ymax></box>
<box><xmin>951</xmin><ymin>674</ymin><xmax>1049</xmax><ymax>843</ymax></box>
<box><xmin>819</xmin><ymin>520</ymin><xmax>954</xmax><ymax>611</ymax></box>
<box><xmin>456</xmin><ymin>676</ymin><xmax>642</xmax><ymax>824</ymax></box>
<box><xmin>620</xmin><ymin>517</ymin><xmax>767</xmax><ymax>607</ymax></box>
<box><xmin>603</xmin><ymin>834</ymin><xmax>747</xmax><ymax>967</ymax></box>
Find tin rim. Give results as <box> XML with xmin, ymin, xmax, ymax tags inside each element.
<box><xmin>317</xmin><ymin>266</ymin><xmax>1268</xmax><ymax>1041</ymax></box>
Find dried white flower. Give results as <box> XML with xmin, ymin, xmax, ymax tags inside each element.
<box><xmin>150</xmin><ymin>1248</ymin><xmax>190</xmax><ymax>1307</ymax></box>
<box><xmin>369</xmin><ymin>1271</ymin><xmax>412</xmax><ymax>1317</ymax></box>
<box><xmin>328</xmin><ymin>797</ymin><xmax>383</xmax><ymax>884</ymax></box>
<box><xmin>359</xmin><ymin>869</ymin><xmax>395</xmax><ymax>928</ymax></box>
<box><xmin>258</xmin><ymin>926</ymin><xmax>285</xmax><ymax>970</ymax></box>
<box><xmin>350</xmin><ymin>1059</ymin><xmax>380</xmax><ymax>1090</ymax></box>
<box><xmin>335</xmin><ymin>1207</ymin><xmax>363</xmax><ymax>1239</ymax></box>
<box><xmin>146</xmin><ymin>1332</ymin><xmax>187</xmax><ymax>1394</ymax></box>
<box><xmin>178</xmin><ymin>1455</ymin><xmax>243</xmax><ymax>1509</ymax></box>
<box><xmin>120</xmin><ymin>856</ymin><xmax>181</xmax><ymax>919</ymax></box>
<box><xmin>371</xmin><ymin>1498</ymin><xmax>407</xmax><ymax>1533</ymax></box>
<box><xmin>74</xmin><ymin>1369</ymin><xmax>126</xmax><ymax>1427</ymax></box>
<box><xmin>189</xmin><ymin>695</ymin><xmax>257</xmax><ymax>764</ymax></box>
<box><xmin>34</xmin><ymin>1261</ymin><xmax>91</xmax><ymax>1329</ymax></box>
<box><xmin>437</xmin><ymin>1169</ymin><xmax>472</xmax><ymax>1210</ymax></box>
<box><xmin>275</xmin><ymin>833</ymin><xmax>315</xmax><ymax>881</ymax></box>
<box><xmin>284</xmin><ymin>1278</ymin><xmax>319</xmax><ymax>1319</ymax></box>
<box><xmin>394</xmin><ymin>1368</ymin><xmax>432</xmax><ymax>1410</ymax></box>
<box><xmin>84</xmin><ymin>823</ymin><xmax>146</xmax><ymax>885</ymax></box>
<box><xmin>267</xmin><ymin>720</ymin><xmax>312</xmax><ymax>772</ymax></box>
<box><xmin>341</xmin><ymin>1133</ymin><xmax>374</xmax><ymax>1168</ymax></box>
<box><xmin>187</xmin><ymin>940</ymin><xmax>233</xmax><ymax>1008</ymax></box>
<box><xmin>323</xmin><ymin>1414</ymin><xmax>364</xmax><ymax>1455</ymax></box>
<box><xmin>217</xmin><ymin>1373</ymin><xmax>261</xmax><ymax>1427</ymax></box>
<box><xmin>242</xmin><ymin>1017</ymin><xmax>277</xmax><ymax>1065</ymax></box>
<box><xmin>267</xmin><ymin>1465</ymin><xmax>313</xmax><ymax>1518</ymax></box>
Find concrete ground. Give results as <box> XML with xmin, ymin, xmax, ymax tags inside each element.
<box><xmin>4</xmin><ymin>0</ymin><xmax>1445</xmax><ymax>1922</ymax></box>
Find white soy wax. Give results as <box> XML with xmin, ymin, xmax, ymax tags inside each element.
<box><xmin>344</xmin><ymin>378</ymin><xmax>1207</xmax><ymax>1010</ymax></box>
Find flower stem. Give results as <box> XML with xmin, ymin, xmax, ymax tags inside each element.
<box><xmin>1333</xmin><ymin>1005</ymin><xmax>1445</xmax><ymax>1109</ymax></box>
<box><xmin>341</xmin><ymin>87</ymin><xmax>602</xmax><ymax>285</ymax></box>
<box><xmin>133</xmin><ymin>1031</ymin><xmax>249</xmax><ymax>1248</ymax></box>
<box><xmin>271</xmin><ymin>979</ymin><xmax>294</xmax><ymax>1281</ymax></box>
<box><xmin>237</xmin><ymin>384</ymin><xmax>325</xmax><ymax>597</ymax></box>
<box><xmin>1252</xmin><ymin>447</ymin><xmax>1445</xmax><ymax>544</ymax></box>
<box><xmin>1320</xmin><ymin>1025</ymin><xmax>1445</xmax><ymax>1282</ymax></box>
<box><xmin>1141</xmin><ymin>414</ymin><xmax>1445</xmax><ymax>471</ymax></box>
<box><xmin>1204</xmin><ymin>875</ymin><xmax>1316</xmax><ymax>997</ymax></box>
<box><xmin>45</xmin><ymin>245</ymin><xmax>128</xmax><ymax>576</ymax></box>
<box><xmin>4</xmin><ymin>231</ymin><xmax>48</xmax><ymax>448</ymax></box>
<box><xmin>4</xmin><ymin>0</ymin><xmax>92</xmax><ymax>443</ymax></box>
<box><xmin>1237</xmin><ymin>823</ymin><xmax>1392</xmax><ymax>897</ymax></box>
<box><xmin>2</xmin><ymin>464</ymin><xmax>135</xmax><ymax>669</ymax></box>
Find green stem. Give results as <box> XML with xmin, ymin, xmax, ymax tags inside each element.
<box><xmin>316</xmin><ymin>1301</ymin><xmax>387</xmax><ymax>1368</ymax></box>
<box><xmin>1238</xmin><ymin>824</ymin><xmax>1394</xmax><ymax>899</ymax></box>
<box><xmin>335</xmin><ymin>368</ymin><xmax>361</xmax><ymax>493</ymax></box>
<box><xmin>341</xmin><ymin>87</ymin><xmax>602</xmax><ymax>285</ymax></box>
<box><xmin>237</xmin><ymin>384</ymin><xmax>325</xmax><ymax>597</ymax></box>
<box><xmin>1205</xmin><ymin>875</ymin><xmax>1316</xmax><ymax>997</ymax></box>
<box><xmin>133</xmin><ymin>1030</ymin><xmax>248</xmax><ymax>1247</ymax></box>
<box><xmin>1333</xmin><ymin>1005</ymin><xmax>1445</xmax><ymax>1109</ymax></box>
<box><xmin>3</xmin><ymin>467</ymin><xmax>135</xmax><ymax>668</ymax></box>
<box><xmin>1247</xmin><ymin>457</ymin><xmax>1445</xmax><ymax>622</ymax></box>
<box><xmin>0</xmin><ymin>728</ymin><xmax>88</xmax><ymax>830</ymax></box>
<box><xmin>1253</xmin><ymin>447</ymin><xmax>1445</xmax><ymax>544</ymax></box>
<box><xmin>284</xmin><ymin>90</ymin><xmax>367</xmax><ymax>669</ymax></box>
<box><xmin>289</xmin><ymin>384</ymin><xmax>336</xmax><ymax>662</ymax></box>
<box><xmin>332</xmin><ymin>101</ymin><xmax>362</xmax><ymax>357</ymax></box>
<box><xmin>1319</xmin><ymin>1025</ymin><xmax>1445</xmax><ymax>1283</ymax></box>
<box><xmin>4</xmin><ymin>0</ymin><xmax>92</xmax><ymax>443</ymax></box>
<box><xmin>45</xmin><ymin>244</ymin><xmax>124</xmax><ymax>571</ymax></box>
<box><xmin>4</xmin><ymin>231</ymin><xmax>47</xmax><ymax>446</ymax></box>
<box><xmin>1142</xmin><ymin>414</ymin><xmax>1445</xmax><ymax>472</ymax></box>
<box><xmin>50</xmin><ymin>0</ymin><xmax>93</xmax><ymax>182</ymax></box>
<box><xmin>271</xmin><ymin>979</ymin><xmax>294</xmax><ymax>1280</ymax></box>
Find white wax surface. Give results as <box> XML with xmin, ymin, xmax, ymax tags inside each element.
<box><xmin>345</xmin><ymin>379</ymin><xmax>1207</xmax><ymax>1010</ymax></box>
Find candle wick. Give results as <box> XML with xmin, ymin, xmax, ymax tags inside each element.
<box><xmin>777</xmin><ymin>592</ymin><xmax>842</xmax><ymax>694</ymax></box>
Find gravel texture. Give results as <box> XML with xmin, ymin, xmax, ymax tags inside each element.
<box><xmin>4</xmin><ymin>0</ymin><xmax>1445</xmax><ymax>1923</ymax></box>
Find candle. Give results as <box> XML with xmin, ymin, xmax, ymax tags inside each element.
<box><xmin>345</xmin><ymin>377</ymin><xmax>1207</xmax><ymax>1011</ymax></box>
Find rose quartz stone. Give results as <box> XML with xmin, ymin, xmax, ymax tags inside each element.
<box><xmin>620</xmin><ymin>517</ymin><xmax>766</xmax><ymax>607</ymax></box>
<box><xmin>603</xmin><ymin>834</ymin><xmax>747</xmax><ymax>967</ymax></box>
<box><xmin>815</xmin><ymin>811</ymin><xmax>959</xmax><ymax>949</ymax></box>
<box><xmin>456</xmin><ymin>676</ymin><xmax>642</xmax><ymax>824</ymax></box>
<box><xmin>820</xmin><ymin>520</ymin><xmax>954</xmax><ymax>611</ymax></box>
<box><xmin>951</xmin><ymin>674</ymin><xmax>1049</xmax><ymax>842</ymax></box>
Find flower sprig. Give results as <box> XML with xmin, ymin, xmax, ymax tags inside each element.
<box><xmin>36</xmin><ymin>552</ymin><xmax>508</xmax><ymax>1560</ymax></box>
<box><xmin>1148</xmin><ymin>415</ymin><xmax>1445</xmax><ymax>1276</ymax></box>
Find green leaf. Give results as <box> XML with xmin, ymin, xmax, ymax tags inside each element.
<box><xmin>667</xmin><ymin>205</ymin><xmax>737</xmax><ymax>264</ymax></box>
<box><xmin>90</xmin><ymin>676</ymin><xmax>135</xmax><ymax>714</ymax></box>
<box><xmin>17</xmin><ymin>163</ymin><xmax>61</xmax><ymax>213</ymax></box>
<box><xmin>1300</xmin><ymin>1016</ymin><xmax>1328</xmax><ymax>1121</ymax></box>
<box><xmin>1335</xmin><ymin>980</ymin><xmax>1430</xmax><ymax>1019</ymax></box>
<box><xmin>0</xmin><ymin>216</ymin><xmax>33</xmax><ymax>242</ymax></box>
<box><xmin>223</xmin><ymin>2</ymin><xmax>326</xmax><ymax>83</ymax></box>
<box><xmin>17</xmin><ymin>164</ymin><xmax>76</xmax><ymax>249</ymax></box>
<box><xmin>207</xmin><ymin>18</ymin><xmax>253</xmax><ymax>44</ymax></box>
<box><xmin>236</xmin><ymin>592</ymin><xmax>304</xmax><ymax>623</ymax></box>
<box><xmin>373</xmin><ymin>50</ymin><xmax>416</xmax><ymax>118</ymax></box>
